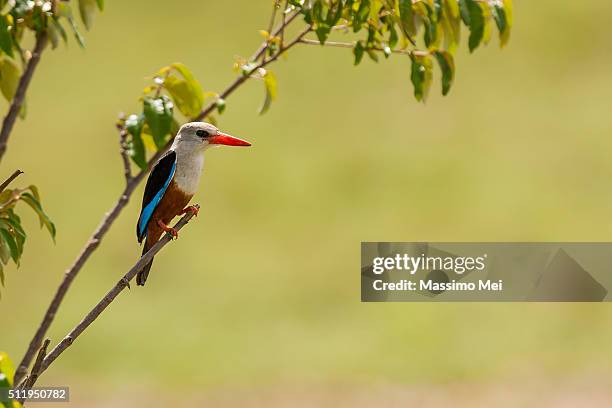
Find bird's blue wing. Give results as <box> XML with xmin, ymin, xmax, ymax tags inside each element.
<box><xmin>137</xmin><ymin>150</ymin><xmax>177</xmax><ymax>242</ymax></box>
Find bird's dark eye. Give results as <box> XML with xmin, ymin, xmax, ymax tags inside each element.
<box><xmin>196</xmin><ymin>129</ymin><xmax>209</xmax><ymax>138</ymax></box>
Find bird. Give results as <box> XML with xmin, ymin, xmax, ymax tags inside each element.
<box><xmin>136</xmin><ymin>121</ymin><xmax>251</xmax><ymax>286</ymax></box>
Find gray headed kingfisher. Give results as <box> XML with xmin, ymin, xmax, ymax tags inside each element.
<box><xmin>136</xmin><ymin>122</ymin><xmax>251</xmax><ymax>286</ymax></box>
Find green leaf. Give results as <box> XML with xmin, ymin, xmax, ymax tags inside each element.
<box><xmin>22</xmin><ymin>187</ymin><xmax>38</xmax><ymax>204</ymax></box>
<box><xmin>0</xmin><ymin>374</ymin><xmax>12</xmax><ymax>408</ymax></box>
<box><xmin>20</xmin><ymin>192</ymin><xmax>56</xmax><ymax>240</ymax></box>
<box><xmin>48</xmin><ymin>17</ymin><xmax>68</xmax><ymax>50</ymax></box>
<box><xmin>58</xmin><ymin>3</ymin><xmax>85</xmax><ymax>48</ymax></box>
<box><xmin>398</xmin><ymin>0</ymin><xmax>416</xmax><ymax>39</ymax></box>
<box><xmin>433</xmin><ymin>51</ymin><xmax>455</xmax><ymax>96</ymax></box>
<box><xmin>366</xmin><ymin>48</ymin><xmax>379</xmax><ymax>62</ymax></box>
<box><xmin>458</xmin><ymin>0</ymin><xmax>470</xmax><ymax>25</ymax></box>
<box><xmin>353</xmin><ymin>41</ymin><xmax>365</xmax><ymax>65</ymax></box>
<box><xmin>388</xmin><ymin>23</ymin><xmax>398</xmax><ymax>49</ymax></box>
<box><xmin>0</xmin><ymin>229</ymin><xmax>18</xmax><ymax>264</ymax></box>
<box><xmin>315</xmin><ymin>25</ymin><xmax>331</xmax><ymax>44</ymax></box>
<box><xmin>169</xmin><ymin>63</ymin><xmax>204</xmax><ymax>115</ymax></box>
<box><xmin>414</xmin><ymin>1</ymin><xmax>437</xmax><ymax>49</ymax></box>
<box><xmin>143</xmin><ymin>96</ymin><xmax>174</xmax><ymax>148</ymax></box>
<box><xmin>258</xmin><ymin>70</ymin><xmax>277</xmax><ymax>115</ymax></box>
<box><xmin>31</xmin><ymin>5</ymin><xmax>48</xmax><ymax>32</ymax></box>
<box><xmin>495</xmin><ymin>0</ymin><xmax>512</xmax><ymax>47</ymax></box>
<box><xmin>0</xmin><ymin>237</ymin><xmax>9</xmax><ymax>265</ymax></box>
<box><xmin>125</xmin><ymin>114</ymin><xmax>146</xmax><ymax>170</ymax></box>
<box><xmin>0</xmin><ymin>15</ymin><xmax>14</xmax><ymax>57</ymax></box>
<box><xmin>164</xmin><ymin>76</ymin><xmax>202</xmax><ymax>118</ymax></box>
<box><xmin>0</xmin><ymin>217</ymin><xmax>25</xmax><ymax>239</ymax></box>
<box><xmin>0</xmin><ymin>264</ymin><xmax>4</xmax><ymax>287</ymax></box>
<box><xmin>0</xmin><ymin>57</ymin><xmax>21</xmax><ymax>103</ymax></box>
<box><xmin>95</xmin><ymin>0</ymin><xmax>104</xmax><ymax>11</ymax></box>
<box><xmin>466</xmin><ymin>0</ymin><xmax>485</xmax><ymax>52</ymax></box>
<box><xmin>410</xmin><ymin>54</ymin><xmax>433</xmax><ymax>102</ymax></box>
<box><xmin>78</xmin><ymin>0</ymin><xmax>97</xmax><ymax>29</ymax></box>
<box><xmin>57</xmin><ymin>2</ymin><xmax>86</xmax><ymax>47</ymax></box>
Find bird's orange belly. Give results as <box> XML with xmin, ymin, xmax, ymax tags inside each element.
<box><xmin>154</xmin><ymin>181</ymin><xmax>193</xmax><ymax>223</ymax></box>
<box><xmin>145</xmin><ymin>181</ymin><xmax>193</xmax><ymax>244</ymax></box>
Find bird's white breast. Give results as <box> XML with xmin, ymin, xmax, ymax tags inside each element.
<box><xmin>173</xmin><ymin>151</ymin><xmax>204</xmax><ymax>195</ymax></box>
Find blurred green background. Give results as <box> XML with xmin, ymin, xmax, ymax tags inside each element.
<box><xmin>2</xmin><ymin>1</ymin><xmax>612</xmax><ymax>406</ymax></box>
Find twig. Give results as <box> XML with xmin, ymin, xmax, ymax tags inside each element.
<box><xmin>262</xmin><ymin>0</ymin><xmax>281</xmax><ymax>63</ymax></box>
<box><xmin>0</xmin><ymin>169</ymin><xmax>23</xmax><ymax>193</ymax></box>
<box><xmin>298</xmin><ymin>38</ymin><xmax>429</xmax><ymax>56</ymax></box>
<box><xmin>14</xmin><ymin>9</ymin><xmax>305</xmax><ymax>386</ymax></box>
<box><xmin>19</xmin><ymin>339</ymin><xmax>50</xmax><ymax>393</ymax></box>
<box><xmin>27</xmin><ymin>207</ymin><xmax>199</xmax><ymax>386</ymax></box>
<box><xmin>280</xmin><ymin>0</ymin><xmax>288</xmax><ymax>49</ymax></box>
<box><xmin>116</xmin><ymin>120</ymin><xmax>132</xmax><ymax>183</ymax></box>
<box><xmin>0</xmin><ymin>33</ymin><xmax>48</xmax><ymax>163</ymax></box>
<box><xmin>194</xmin><ymin>23</ymin><xmax>312</xmax><ymax>122</ymax></box>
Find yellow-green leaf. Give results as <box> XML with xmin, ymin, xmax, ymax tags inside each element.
<box><xmin>78</xmin><ymin>0</ymin><xmax>97</xmax><ymax>30</ymax></box>
<box><xmin>0</xmin><ymin>57</ymin><xmax>21</xmax><ymax>103</ymax></box>
<box><xmin>164</xmin><ymin>76</ymin><xmax>201</xmax><ymax>118</ymax></box>
<box><xmin>259</xmin><ymin>71</ymin><xmax>277</xmax><ymax>115</ymax></box>
<box><xmin>169</xmin><ymin>63</ymin><xmax>204</xmax><ymax>116</ymax></box>
<box><xmin>20</xmin><ymin>192</ymin><xmax>56</xmax><ymax>240</ymax></box>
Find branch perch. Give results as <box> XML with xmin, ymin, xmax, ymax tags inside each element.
<box><xmin>15</xmin><ymin>9</ymin><xmax>309</xmax><ymax>386</ymax></box>
<box><xmin>0</xmin><ymin>33</ymin><xmax>48</xmax><ymax>163</ymax></box>
<box><xmin>24</xmin><ymin>206</ymin><xmax>199</xmax><ymax>390</ymax></box>
<box><xmin>299</xmin><ymin>38</ymin><xmax>428</xmax><ymax>56</ymax></box>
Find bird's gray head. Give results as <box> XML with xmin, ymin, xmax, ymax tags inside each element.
<box><xmin>172</xmin><ymin>122</ymin><xmax>251</xmax><ymax>153</ymax></box>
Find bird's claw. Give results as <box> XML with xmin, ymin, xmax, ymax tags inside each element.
<box><xmin>167</xmin><ymin>228</ymin><xmax>179</xmax><ymax>240</ymax></box>
<box><xmin>181</xmin><ymin>205</ymin><xmax>200</xmax><ymax>217</ymax></box>
<box><xmin>157</xmin><ymin>220</ymin><xmax>179</xmax><ymax>239</ymax></box>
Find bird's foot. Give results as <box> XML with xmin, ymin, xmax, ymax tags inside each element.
<box><xmin>180</xmin><ymin>205</ymin><xmax>200</xmax><ymax>217</ymax></box>
<box><xmin>157</xmin><ymin>219</ymin><xmax>179</xmax><ymax>239</ymax></box>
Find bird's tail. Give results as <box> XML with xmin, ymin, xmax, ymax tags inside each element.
<box><xmin>137</xmin><ymin>236</ymin><xmax>158</xmax><ymax>286</ymax></box>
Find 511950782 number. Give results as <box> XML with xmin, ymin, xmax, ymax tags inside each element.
<box><xmin>1</xmin><ymin>387</ymin><xmax>69</xmax><ymax>402</ymax></box>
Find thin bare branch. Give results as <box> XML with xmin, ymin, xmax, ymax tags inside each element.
<box><xmin>0</xmin><ymin>33</ymin><xmax>48</xmax><ymax>163</ymax></box>
<box><xmin>19</xmin><ymin>338</ymin><xmax>50</xmax><ymax>394</ymax></box>
<box><xmin>262</xmin><ymin>0</ymin><xmax>281</xmax><ymax>63</ymax></box>
<box><xmin>22</xmin><ymin>207</ymin><xmax>199</xmax><ymax>390</ymax></box>
<box><xmin>0</xmin><ymin>169</ymin><xmax>24</xmax><ymax>193</ymax></box>
<box><xmin>116</xmin><ymin>119</ymin><xmax>132</xmax><ymax>183</ymax></box>
<box><xmin>280</xmin><ymin>1</ymin><xmax>288</xmax><ymax>49</ymax></box>
<box><xmin>299</xmin><ymin>38</ymin><xmax>429</xmax><ymax>57</ymax></box>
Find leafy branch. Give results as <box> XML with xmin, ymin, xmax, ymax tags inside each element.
<box><xmin>13</xmin><ymin>4</ymin><xmax>306</xmax><ymax>386</ymax></box>
<box><xmin>10</xmin><ymin>0</ymin><xmax>514</xmax><ymax>399</ymax></box>
<box><xmin>0</xmin><ymin>170</ymin><xmax>55</xmax><ymax>298</ymax></box>
<box><xmin>0</xmin><ymin>0</ymin><xmax>103</xmax><ymax>163</ymax></box>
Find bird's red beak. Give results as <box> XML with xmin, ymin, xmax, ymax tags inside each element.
<box><xmin>209</xmin><ymin>131</ymin><xmax>251</xmax><ymax>146</ymax></box>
